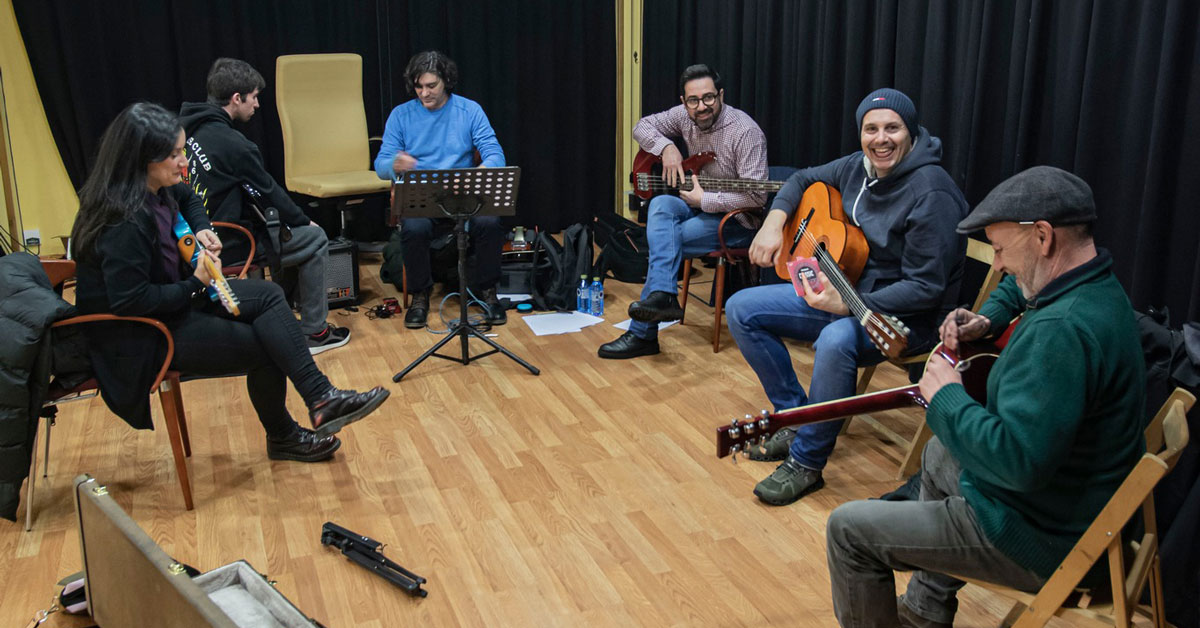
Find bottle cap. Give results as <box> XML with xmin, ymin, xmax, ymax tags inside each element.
<box><xmin>592</xmin><ymin>276</ymin><xmax>600</xmax><ymax>281</ymax></box>
<box><xmin>516</xmin><ymin>303</ymin><xmax>533</xmax><ymax>312</ymax></box>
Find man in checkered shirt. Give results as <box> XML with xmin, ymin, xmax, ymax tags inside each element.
<box><xmin>599</xmin><ymin>64</ymin><xmax>769</xmax><ymax>360</ymax></box>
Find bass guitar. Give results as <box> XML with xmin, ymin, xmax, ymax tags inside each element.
<box><xmin>777</xmin><ymin>182</ymin><xmax>909</xmax><ymax>358</ymax></box>
<box><xmin>715</xmin><ymin>319</ymin><xmax>1019</xmax><ymax>460</ymax></box>
<box><xmin>630</xmin><ymin>149</ymin><xmax>785</xmax><ymax>200</ymax></box>
<box><xmin>173</xmin><ymin>212</ymin><xmax>241</xmax><ymax>316</ymax></box>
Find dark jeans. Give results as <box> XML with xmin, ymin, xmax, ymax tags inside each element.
<box><xmin>400</xmin><ymin>215</ymin><xmax>504</xmax><ymax>293</ymax></box>
<box><xmin>168</xmin><ymin>279</ymin><xmax>331</xmax><ymax>438</ymax></box>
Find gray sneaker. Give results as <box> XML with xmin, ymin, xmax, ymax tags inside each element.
<box><xmin>753</xmin><ymin>456</ymin><xmax>824</xmax><ymax>505</ymax></box>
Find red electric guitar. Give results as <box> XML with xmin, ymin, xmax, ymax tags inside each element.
<box><xmin>629</xmin><ymin>149</ymin><xmax>786</xmax><ymax>200</ymax></box>
<box><xmin>715</xmin><ymin>318</ymin><xmax>1019</xmax><ymax>460</ymax></box>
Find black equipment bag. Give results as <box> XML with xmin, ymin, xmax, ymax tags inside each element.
<box><xmin>593</xmin><ymin>213</ymin><xmax>648</xmax><ymax>284</ymax></box>
<box><xmin>531</xmin><ymin>223</ymin><xmax>593</xmax><ymax>311</ymax></box>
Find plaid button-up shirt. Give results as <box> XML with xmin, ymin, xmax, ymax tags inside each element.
<box><xmin>633</xmin><ymin>103</ymin><xmax>769</xmax><ymax>230</ymax></box>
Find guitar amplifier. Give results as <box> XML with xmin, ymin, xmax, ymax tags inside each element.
<box><xmin>325</xmin><ymin>237</ymin><xmax>359</xmax><ymax>307</ymax></box>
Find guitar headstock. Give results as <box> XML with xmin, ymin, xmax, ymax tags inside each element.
<box><xmin>715</xmin><ymin>410</ymin><xmax>772</xmax><ymax>459</ymax></box>
<box><xmin>864</xmin><ymin>314</ymin><xmax>910</xmax><ymax>360</ymax></box>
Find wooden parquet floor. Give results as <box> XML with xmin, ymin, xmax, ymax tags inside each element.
<box><xmin>2</xmin><ymin>255</ymin><xmax>1072</xmax><ymax>627</ymax></box>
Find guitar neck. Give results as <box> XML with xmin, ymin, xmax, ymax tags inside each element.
<box><xmin>635</xmin><ymin>172</ymin><xmax>784</xmax><ymax>195</ymax></box>
<box><xmin>716</xmin><ymin>384</ymin><xmax>924</xmax><ymax>458</ymax></box>
<box><xmin>812</xmin><ymin>245</ymin><xmax>871</xmax><ymax>319</ymax></box>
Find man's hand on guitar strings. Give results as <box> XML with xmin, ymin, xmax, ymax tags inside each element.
<box><xmin>749</xmin><ymin>211</ymin><xmax>787</xmax><ymax>267</ymax></box>
<box><xmin>801</xmin><ymin>271</ymin><xmax>849</xmax><ymax>316</ymax></box>
<box><xmin>938</xmin><ymin>308</ymin><xmax>991</xmax><ymax>352</ymax></box>
<box><xmin>659</xmin><ymin>144</ymin><xmax>685</xmax><ymax>188</ymax></box>
<box><xmin>918</xmin><ymin>352</ymin><xmax>963</xmax><ymax>403</ymax></box>
<box><xmin>679</xmin><ymin>174</ymin><xmax>704</xmax><ymax>207</ymax></box>
<box><xmin>392</xmin><ymin>151</ymin><xmax>418</xmax><ymax>174</ymax></box>
<box><xmin>195</xmin><ymin>229</ymin><xmax>222</xmax><ymax>256</ymax></box>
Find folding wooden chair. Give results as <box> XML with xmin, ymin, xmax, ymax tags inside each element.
<box><xmin>955</xmin><ymin>388</ymin><xmax>1195</xmax><ymax>627</ymax></box>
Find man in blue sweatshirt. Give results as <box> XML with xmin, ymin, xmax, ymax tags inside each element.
<box><xmin>824</xmin><ymin>166</ymin><xmax>1145</xmax><ymax>627</ymax></box>
<box><xmin>374</xmin><ymin>51</ymin><xmax>506</xmax><ymax>329</ymax></box>
<box><xmin>727</xmin><ymin>89</ymin><xmax>968</xmax><ymax>505</ymax></box>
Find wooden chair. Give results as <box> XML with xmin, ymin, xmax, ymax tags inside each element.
<box><xmin>24</xmin><ymin>259</ymin><xmax>199</xmax><ymax>530</ymax></box>
<box><xmin>842</xmin><ymin>237</ymin><xmax>1002</xmax><ymax>478</ymax></box>
<box><xmin>953</xmin><ymin>388</ymin><xmax>1195</xmax><ymax>628</ymax></box>
<box><xmin>679</xmin><ymin>165</ymin><xmax>798</xmax><ymax>353</ymax></box>
<box><xmin>208</xmin><ymin>220</ymin><xmax>258</xmax><ymax>280</ymax></box>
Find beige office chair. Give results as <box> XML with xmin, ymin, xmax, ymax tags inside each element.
<box><xmin>275</xmin><ymin>53</ymin><xmax>389</xmax><ymax>227</ymax></box>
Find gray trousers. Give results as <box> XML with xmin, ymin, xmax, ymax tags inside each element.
<box><xmin>278</xmin><ymin>224</ymin><xmax>329</xmax><ymax>335</ymax></box>
<box><xmin>825</xmin><ymin>438</ymin><xmax>1045</xmax><ymax>627</ymax></box>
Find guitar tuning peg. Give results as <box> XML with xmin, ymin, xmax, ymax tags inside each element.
<box><xmin>730</xmin><ymin>444</ymin><xmax>740</xmax><ymax>464</ymax></box>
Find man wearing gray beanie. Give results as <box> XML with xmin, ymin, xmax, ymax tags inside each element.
<box><xmin>726</xmin><ymin>88</ymin><xmax>968</xmax><ymax>507</ymax></box>
<box><xmin>825</xmin><ymin>166</ymin><xmax>1146</xmax><ymax>627</ymax></box>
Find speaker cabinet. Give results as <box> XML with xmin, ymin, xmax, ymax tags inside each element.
<box><xmin>325</xmin><ymin>237</ymin><xmax>359</xmax><ymax>307</ymax></box>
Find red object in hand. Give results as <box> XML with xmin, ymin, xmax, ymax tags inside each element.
<box><xmin>788</xmin><ymin>257</ymin><xmax>824</xmax><ymax>296</ymax></box>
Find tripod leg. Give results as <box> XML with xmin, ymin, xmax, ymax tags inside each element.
<box><xmin>464</xmin><ymin>325</ymin><xmax>540</xmax><ymax>375</ymax></box>
<box><xmin>393</xmin><ymin>324</ymin><xmax>468</xmax><ymax>381</ymax></box>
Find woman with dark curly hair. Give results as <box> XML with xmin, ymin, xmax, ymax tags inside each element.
<box><xmin>71</xmin><ymin>102</ymin><xmax>389</xmax><ymax>462</ymax></box>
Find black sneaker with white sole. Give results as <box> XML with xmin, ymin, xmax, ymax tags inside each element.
<box><xmin>308</xmin><ymin>323</ymin><xmax>351</xmax><ymax>355</ymax></box>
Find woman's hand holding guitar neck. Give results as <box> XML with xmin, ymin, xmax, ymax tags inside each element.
<box><xmin>192</xmin><ymin>249</ymin><xmax>219</xmax><ymax>286</ymax></box>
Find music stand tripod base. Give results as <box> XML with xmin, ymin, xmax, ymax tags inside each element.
<box><xmin>389</xmin><ymin>167</ymin><xmax>539</xmax><ymax>381</ymax></box>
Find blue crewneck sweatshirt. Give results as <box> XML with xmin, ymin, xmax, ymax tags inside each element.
<box><xmin>373</xmin><ymin>93</ymin><xmax>505</xmax><ymax>179</ymax></box>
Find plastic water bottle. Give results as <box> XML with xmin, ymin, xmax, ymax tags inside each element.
<box><xmin>577</xmin><ymin>275</ymin><xmax>590</xmax><ymax>313</ymax></box>
<box><xmin>589</xmin><ymin>276</ymin><xmax>604</xmax><ymax>316</ymax></box>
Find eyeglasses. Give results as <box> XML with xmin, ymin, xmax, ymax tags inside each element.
<box><xmin>683</xmin><ymin>93</ymin><xmax>719</xmax><ymax>109</ymax></box>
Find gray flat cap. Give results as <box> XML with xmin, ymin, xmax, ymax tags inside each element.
<box><xmin>956</xmin><ymin>166</ymin><xmax>1097</xmax><ymax>234</ymax></box>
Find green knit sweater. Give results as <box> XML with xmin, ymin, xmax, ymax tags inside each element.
<box><xmin>925</xmin><ymin>251</ymin><xmax>1145</xmax><ymax>578</ymax></box>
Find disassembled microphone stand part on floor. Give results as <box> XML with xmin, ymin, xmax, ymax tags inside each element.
<box><xmin>320</xmin><ymin>522</ymin><xmax>428</xmax><ymax>598</ymax></box>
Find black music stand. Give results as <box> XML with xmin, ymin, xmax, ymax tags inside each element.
<box><xmin>390</xmin><ymin>167</ymin><xmax>539</xmax><ymax>381</ymax></box>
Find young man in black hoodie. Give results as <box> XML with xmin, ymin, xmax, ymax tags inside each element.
<box><xmin>726</xmin><ymin>89</ymin><xmax>969</xmax><ymax>506</ymax></box>
<box><xmin>177</xmin><ymin>58</ymin><xmax>350</xmax><ymax>355</ymax></box>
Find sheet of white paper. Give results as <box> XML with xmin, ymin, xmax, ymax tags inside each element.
<box><xmin>613</xmin><ymin>318</ymin><xmax>678</xmax><ymax>331</ymax></box>
<box><xmin>521</xmin><ymin>311</ymin><xmax>605</xmax><ymax>336</ymax></box>
<box><xmin>496</xmin><ymin>293</ymin><xmax>532</xmax><ymax>301</ymax></box>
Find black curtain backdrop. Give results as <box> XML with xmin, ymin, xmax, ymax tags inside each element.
<box><xmin>14</xmin><ymin>0</ymin><xmax>615</xmax><ymax>233</ymax></box>
<box><xmin>643</xmin><ymin>0</ymin><xmax>1200</xmax><ymax>322</ymax></box>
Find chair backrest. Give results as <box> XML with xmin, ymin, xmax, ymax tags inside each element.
<box><xmin>41</xmin><ymin>258</ymin><xmax>76</xmax><ymax>289</ymax></box>
<box><xmin>275</xmin><ymin>53</ymin><xmax>371</xmax><ymax>186</ymax></box>
<box><xmin>1145</xmin><ymin>387</ymin><xmax>1196</xmax><ymax>454</ymax></box>
<box><xmin>965</xmin><ymin>237</ymin><xmax>1001</xmax><ymax>312</ymax></box>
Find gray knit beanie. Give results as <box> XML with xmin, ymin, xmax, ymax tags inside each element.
<box><xmin>856</xmin><ymin>88</ymin><xmax>918</xmax><ymax>136</ymax></box>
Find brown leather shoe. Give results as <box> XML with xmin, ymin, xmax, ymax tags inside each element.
<box><xmin>310</xmin><ymin>386</ymin><xmax>390</xmax><ymax>437</ymax></box>
<box><xmin>267</xmin><ymin>426</ymin><xmax>341</xmax><ymax>462</ymax></box>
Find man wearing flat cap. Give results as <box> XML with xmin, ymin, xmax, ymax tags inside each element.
<box><xmin>727</xmin><ymin>88</ymin><xmax>969</xmax><ymax>506</ymax></box>
<box><xmin>823</xmin><ymin>166</ymin><xmax>1146</xmax><ymax>627</ymax></box>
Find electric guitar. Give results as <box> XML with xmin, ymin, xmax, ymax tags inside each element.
<box><xmin>778</xmin><ymin>182</ymin><xmax>909</xmax><ymax>358</ymax></box>
<box><xmin>715</xmin><ymin>319</ymin><xmax>1019</xmax><ymax>460</ymax></box>
<box><xmin>173</xmin><ymin>212</ymin><xmax>241</xmax><ymax>316</ymax></box>
<box><xmin>630</xmin><ymin>149</ymin><xmax>786</xmax><ymax>200</ymax></box>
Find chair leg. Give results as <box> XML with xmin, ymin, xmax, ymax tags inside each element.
<box><xmin>172</xmin><ymin>381</ymin><xmax>191</xmax><ymax>458</ymax></box>
<box><xmin>24</xmin><ymin>418</ymin><xmax>39</xmax><ymax>531</ymax></box>
<box><xmin>403</xmin><ymin>266</ymin><xmax>410</xmax><ymax>308</ymax></box>
<box><xmin>712</xmin><ymin>258</ymin><xmax>727</xmax><ymax>352</ymax></box>
<box><xmin>840</xmin><ymin>365</ymin><xmax>879</xmax><ymax>435</ymax></box>
<box><xmin>898</xmin><ymin>421</ymin><xmax>933</xmax><ymax>480</ymax></box>
<box><xmin>1148</xmin><ymin>554</ymin><xmax>1166</xmax><ymax>628</ymax></box>
<box><xmin>158</xmin><ymin>377</ymin><xmax>194</xmax><ymax>511</ymax></box>
<box><xmin>999</xmin><ymin>601</ymin><xmax>1027</xmax><ymax>628</ymax></box>
<box><xmin>42</xmin><ymin>417</ymin><xmax>52</xmax><ymax>477</ymax></box>
<box><xmin>679</xmin><ymin>259</ymin><xmax>693</xmax><ymax>324</ymax></box>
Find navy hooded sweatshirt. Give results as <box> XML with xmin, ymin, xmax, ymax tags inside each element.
<box><xmin>769</xmin><ymin>127</ymin><xmax>969</xmax><ymax>349</ymax></box>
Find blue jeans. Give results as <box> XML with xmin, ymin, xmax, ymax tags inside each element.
<box><xmin>725</xmin><ymin>283</ymin><xmax>885</xmax><ymax>469</ymax></box>
<box><xmin>629</xmin><ymin>195</ymin><xmax>753</xmax><ymax>341</ymax></box>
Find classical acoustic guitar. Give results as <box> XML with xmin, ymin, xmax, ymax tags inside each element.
<box><xmin>776</xmin><ymin>182</ymin><xmax>911</xmax><ymax>358</ymax></box>
<box><xmin>629</xmin><ymin>148</ymin><xmax>786</xmax><ymax>200</ymax></box>
<box><xmin>715</xmin><ymin>318</ymin><xmax>1019</xmax><ymax>460</ymax></box>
